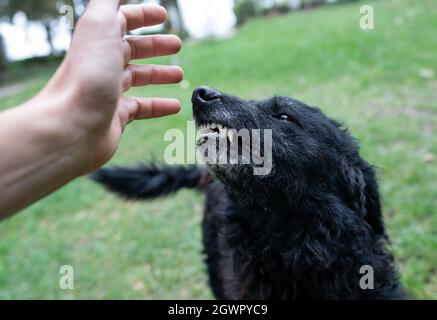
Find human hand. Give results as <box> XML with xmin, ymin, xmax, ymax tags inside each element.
<box><xmin>38</xmin><ymin>0</ymin><xmax>183</xmax><ymax>174</ymax></box>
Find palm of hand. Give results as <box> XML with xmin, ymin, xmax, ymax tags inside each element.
<box><xmin>41</xmin><ymin>2</ymin><xmax>183</xmax><ymax>173</ymax></box>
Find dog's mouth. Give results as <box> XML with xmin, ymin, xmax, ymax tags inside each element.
<box><xmin>196</xmin><ymin>121</ymin><xmax>236</xmax><ymax>146</ymax></box>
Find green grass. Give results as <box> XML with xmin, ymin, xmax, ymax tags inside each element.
<box><xmin>0</xmin><ymin>0</ymin><xmax>436</xmax><ymax>299</ymax></box>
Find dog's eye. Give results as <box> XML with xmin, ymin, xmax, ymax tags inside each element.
<box><xmin>279</xmin><ymin>114</ymin><xmax>292</xmax><ymax>121</ymax></box>
<box><xmin>274</xmin><ymin>113</ymin><xmax>302</xmax><ymax>127</ymax></box>
<box><xmin>275</xmin><ymin>114</ymin><xmax>295</xmax><ymax>122</ymax></box>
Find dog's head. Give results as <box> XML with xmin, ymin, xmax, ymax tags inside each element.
<box><xmin>192</xmin><ymin>86</ymin><xmax>384</xmax><ymax>234</ymax></box>
<box><xmin>192</xmin><ymin>86</ymin><xmax>354</xmax><ymax>185</ymax></box>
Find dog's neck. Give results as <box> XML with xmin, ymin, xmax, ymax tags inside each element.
<box><xmin>221</xmin><ymin>186</ymin><xmax>401</xmax><ymax>299</ymax></box>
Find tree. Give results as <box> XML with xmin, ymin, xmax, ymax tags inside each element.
<box><xmin>160</xmin><ymin>0</ymin><xmax>187</xmax><ymax>38</ymax></box>
<box><xmin>0</xmin><ymin>0</ymin><xmax>9</xmax><ymax>71</ymax></box>
<box><xmin>234</xmin><ymin>0</ymin><xmax>258</xmax><ymax>26</ymax></box>
<box><xmin>72</xmin><ymin>0</ymin><xmax>89</xmax><ymax>20</ymax></box>
<box><xmin>0</xmin><ymin>33</ymin><xmax>6</xmax><ymax>74</ymax></box>
<box><xmin>6</xmin><ymin>0</ymin><xmax>61</xmax><ymax>56</ymax></box>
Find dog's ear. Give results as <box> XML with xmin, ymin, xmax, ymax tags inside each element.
<box><xmin>340</xmin><ymin>160</ymin><xmax>386</xmax><ymax>236</ymax></box>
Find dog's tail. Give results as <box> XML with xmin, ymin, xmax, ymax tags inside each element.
<box><xmin>91</xmin><ymin>165</ymin><xmax>209</xmax><ymax>200</ymax></box>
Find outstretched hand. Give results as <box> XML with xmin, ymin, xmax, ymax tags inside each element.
<box><xmin>41</xmin><ymin>0</ymin><xmax>183</xmax><ymax>172</ymax></box>
<box><xmin>0</xmin><ymin>0</ymin><xmax>183</xmax><ymax>218</ymax></box>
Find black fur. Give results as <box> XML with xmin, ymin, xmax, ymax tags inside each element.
<box><xmin>93</xmin><ymin>87</ymin><xmax>405</xmax><ymax>300</ymax></box>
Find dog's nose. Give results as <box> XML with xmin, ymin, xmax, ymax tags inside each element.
<box><xmin>192</xmin><ymin>86</ymin><xmax>221</xmax><ymax>104</ymax></box>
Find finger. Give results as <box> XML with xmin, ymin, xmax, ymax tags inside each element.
<box><xmin>123</xmin><ymin>65</ymin><xmax>184</xmax><ymax>91</ymax></box>
<box><xmin>123</xmin><ymin>35</ymin><xmax>182</xmax><ymax>64</ymax></box>
<box><xmin>124</xmin><ymin>97</ymin><xmax>181</xmax><ymax>122</ymax></box>
<box><xmin>119</xmin><ymin>4</ymin><xmax>167</xmax><ymax>33</ymax></box>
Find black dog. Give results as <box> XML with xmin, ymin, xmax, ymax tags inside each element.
<box><xmin>93</xmin><ymin>86</ymin><xmax>405</xmax><ymax>299</ymax></box>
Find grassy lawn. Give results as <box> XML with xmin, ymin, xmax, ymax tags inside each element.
<box><xmin>0</xmin><ymin>0</ymin><xmax>436</xmax><ymax>299</ymax></box>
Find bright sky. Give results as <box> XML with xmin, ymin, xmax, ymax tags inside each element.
<box><xmin>0</xmin><ymin>11</ymin><xmax>72</xmax><ymax>61</ymax></box>
<box><xmin>0</xmin><ymin>0</ymin><xmax>238</xmax><ymax>61</ymax></box>
<box><xmin>178</xmin><ymin>0</ymin><xmax>236</xmax><ymax>38</ymax></box>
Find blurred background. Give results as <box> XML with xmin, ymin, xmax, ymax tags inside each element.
<box><xmin>0</xmin><ymin>0</ymin><xmax>436</xmax><ymax>299</ymax></box>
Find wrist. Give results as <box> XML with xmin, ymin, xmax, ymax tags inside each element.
<box><xmin>20</xmin><ymin>92</ymin><xmax>91</xmax><ymax>178</ymax></box>
<box><xmin>0</xmin><ymin>93</ymin><xmax>91</xmax><ymax>217</ymax></box>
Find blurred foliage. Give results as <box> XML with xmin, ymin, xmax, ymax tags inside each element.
<box><xmin>235</xmin><ymin>0</ymin><xmax>367</xmax><ymax>26</ymax></box>
<box><xmin>0</xmin><ymin>55</ymin><xmax>63</xmax><ymax>85</ymax></box>
<box><xmin>0</xmin><ymin>0</ymin><xmax>65</xmax><ymax>55</ymax></box>
<box><xmin>2</xmin><ymin>0</ymin><xmax>59</xmax><ymax>21</ymax></box>
<box><xmin>234</xmin><ymin>0</ymin><xmax>259</xmax><ymax>26</ymax></box>
<box><xmin>0</xmin><ymin>34</ymin><xmax>5</xmax><ymax>72</ymax></box>
<box><xmin>161</xmin><ymin>0</ymin><xmax>188</xmax><ymax>38</ymax></box>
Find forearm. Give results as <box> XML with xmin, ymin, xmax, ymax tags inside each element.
<box><xmin>0</xmin><ymin>95</ymin><xmax>87</xmax><ymax>219</ymax></box>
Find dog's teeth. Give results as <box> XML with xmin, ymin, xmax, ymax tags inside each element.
<box><xmin>219</xmin><ymin>127</ymin><xmax>228</xmax><ymax>139</ymax></box>
<box><xmin>199</xmin><ymin>123</ymin><xmax>233</xmax><ymax>139</ymax></box>
<box><xmin>200</xmin><ymin>128</ymin><xmax>209</xmax><ymax>135</ymax></box>
<box><xmin>227</xmin><ymin>129</ymin><xmax>235</xmax><ymax>143</ymax></box>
